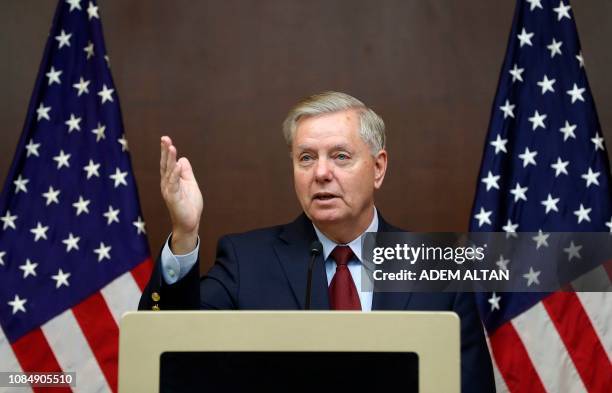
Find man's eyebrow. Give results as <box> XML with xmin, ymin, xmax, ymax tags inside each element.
<box><xmin>331</xmin><ymin>144</ymin><xmax>351</xmax><ymax>151</ymax></box>
<box><xmin>295</xmin><ymin>144</ymin><xmax>313</xmax><ymax>152</ymax></box>
<box><xmin>294</xmin><ymin>144</ymin><xmax>353</xmax><ymax>152</ymax></box>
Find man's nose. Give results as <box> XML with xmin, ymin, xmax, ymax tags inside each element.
<box><xmin>314</xmin><ymin>157</ymin><xmax>333</xmax><ymax>182</ymax></box>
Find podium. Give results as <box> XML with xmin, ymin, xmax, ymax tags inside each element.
<box><xmin>119</xmin><ymin>311</ymin><xmax>460</xmax><ymax>393</ymax></box>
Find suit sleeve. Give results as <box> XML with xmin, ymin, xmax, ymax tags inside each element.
<box><xmin>138</xmin><ymin>235</ymin><xmax>240</xmax><ymax>311</ymax></box>
<box><xmin>453</xmin><ymin>292</ymin><xmax>496</xmax><ymax>393</ymax></box>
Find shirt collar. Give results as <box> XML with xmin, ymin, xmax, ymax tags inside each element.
<box><xmin>312</xmin><ymin>207</ymin><xmax>379</xmax><ymax>262</ymax></box>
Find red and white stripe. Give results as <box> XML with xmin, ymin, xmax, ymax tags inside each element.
<box><xmin>485</xmin><ymin>332</ymin><xmax>510</xmax><ymax>393</ymax></box>
<box><xmin>0</xmin><ymin>325</ymin><xmax>33</xmax><ymax>393</ymax></box>
<box><xmin>3</xmin><ymin>259</ymin><xmax>151</xmax><ymax>393</ymax></box>
<box><xmin>489</xmin><ymin>264</ymin><xmax>612</xmax><ymax>393</ymax></box>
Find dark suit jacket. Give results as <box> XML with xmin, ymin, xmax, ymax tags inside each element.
<box><xmin>139</xmin><ymin>213</ymin><xmax>496</xmax><ymax>393</ymax></box>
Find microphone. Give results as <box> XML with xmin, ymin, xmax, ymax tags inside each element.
<box><xmin>305</xmin><ymin>240</ymin><xmax>323</xmax><ymax>310</ymax></box>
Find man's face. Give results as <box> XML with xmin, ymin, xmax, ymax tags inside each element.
<box><xmin>292</xmin><ymin>109</ymin><xmax>387</xmax><ymax>232</ymax></box>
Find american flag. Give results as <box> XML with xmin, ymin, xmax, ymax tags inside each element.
<box><xmin>470</xmin><ymin>0</ymin><xmax>612</xmax><ymax>392</ymax></box>
<box><xmin>0</xmin><ymin>1</ymin><xmax>152</xmax><ymax>392</ymax></box>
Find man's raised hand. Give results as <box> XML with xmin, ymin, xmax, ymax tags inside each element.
<box><xmin>160</xmin><ymin>136</ymin><xmax>203</xmax><ymax>254</ymax></box>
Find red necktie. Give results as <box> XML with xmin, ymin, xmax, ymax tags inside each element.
<box><xmin>328</xmin><ymin>246</ymin><xmax>362</xmax><ymax>310</ymax></box>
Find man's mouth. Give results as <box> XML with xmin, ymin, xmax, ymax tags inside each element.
<box><xmin>312</xmin><ymin>192</ymin><xmax>338</xmax><ymax>201</ymax></box>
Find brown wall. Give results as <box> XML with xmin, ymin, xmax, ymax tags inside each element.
<box><xmin>2</xmin><ymin>1</ymin><xmax>612</xmax><ymax>272</ymax></box>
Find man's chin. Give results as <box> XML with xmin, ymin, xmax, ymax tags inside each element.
<box><xmin>307</xmin><ymin>209</ymin><xmax>345</xmax><ymax>226</ymax></box>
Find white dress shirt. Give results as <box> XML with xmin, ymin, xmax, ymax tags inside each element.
<box><xmin>313</xmin><ymin>207</ymin><xmax>377</xmax><ymax>311</ymax></box>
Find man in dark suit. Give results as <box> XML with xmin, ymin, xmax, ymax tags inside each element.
<box><xmin>139</xmin><ymin>91</ymin><xmax>496</xmax><ymax>392</ymax></box>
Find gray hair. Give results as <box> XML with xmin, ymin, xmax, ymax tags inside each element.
<box><xmin>282</xmin><ymin>91</ymin><xmax>386</xmax><ymax>155</ymax></box>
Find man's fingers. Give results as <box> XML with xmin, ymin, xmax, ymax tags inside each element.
<box><xmin>160</xmin><ymin>136</ymin><xmax>172</xmax><ymax>176</ymax></box>
<box><xmin>177</xmin><ymin>157</ymin><xmax>196</xmax><ymax>181</ymax></box>
<box><xmin>160</xmin><ymin>142</ymin><xmax>167</xmax><ymax>177</ymax></box>
<box><xmin>165</xmin><ymin>145</ymin><xmax>177</xmax><ymax>184</ymax></box>
<box><xmin>167</xmin><ymin>159</ymin><xmax>182</xmax><ymax>193</ymax></box>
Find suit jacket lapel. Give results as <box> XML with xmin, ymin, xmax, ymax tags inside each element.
<box><xmin>273</xmin><ymin>214</ymin><xmax>330</xmax><ymax>310</ymax></box>
<box><xmin>371</xmin><ymin>213</ymin><xmax>413</xmax><ymax>310</ymax></box>
<box><xmin>272</xmin><ymin>211</ymin><xmax>411</xmax><ymax>311</ymax></box>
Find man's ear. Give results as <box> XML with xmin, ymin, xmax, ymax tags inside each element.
<box><xmin>373</xmin><ymin>149</ymin><xmax>388</xmax><ymax>189</ymax></box>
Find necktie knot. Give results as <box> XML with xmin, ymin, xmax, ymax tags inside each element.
<box><xmin>331</xmin><ymin>245</ymin><xmax>354</xmax><ymax>267</ymax></box>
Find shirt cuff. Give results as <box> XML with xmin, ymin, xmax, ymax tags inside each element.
<box><xmin>160</xmin><ymin>234</ymin><xmax>200</xmax><ymax>285</ymax></box>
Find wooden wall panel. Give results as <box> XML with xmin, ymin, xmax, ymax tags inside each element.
<box><xmin>1</xmin><ymin>1</ymin><xmax>611</xmax><ymax>271</ymax></box>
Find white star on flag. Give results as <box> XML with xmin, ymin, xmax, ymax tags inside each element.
<box><xmin>72</xmin><ymin>196</ymin><xmax>91</xmax><ymax>217</ymax></box>
<box><xmin>576</xmin><ymin>52</ymin><xmax>584</xmax><ymax>68</ymax></box>
<box><xmin>581</xmin><ymin>168</ymin><xmax>601</xmax><ymax>188</ymax></box>
<box><xmin>97</xmin><ymin>84</ymin><xmax>114</xmax><ymax>104</ymax></box>
<box><xmin>510</xmin><ymin>182</ymin><xmax>528</xmax><ymax>202</ymax></box>
<box><xmin>532</xmin><ymin>230</ymin><xmax>550</xmax><ymax>249</ymax></box>
<box><xmin>62</xmin><ymin>233</ymin><xmax>80</xmax><ymax>252</ymax></box>
<box><xmin>546</xmin><ymin>38</ymin><xmax>563</xmax><ymax>58</ymax></box>
<box><xmin>13</xmin><ymin>175</ymin><xmax>29</xmax><ymax>194</ymax></box>
<box><xmin>109</xmin><ymin>168</ymin><xmax>128</xmax><ymax>188</ymax></box>
<box><xmin>563</xmin><ymin>241</ymin><xmax>582</xmax><ymax>261</ymax></box>
<box><xmin>509</xmin><ymin>64</ymin><xmax>524</xmax><ymax>82</ymax></box>
<box><xmin>553</xmin><ymin>0</ymin><xmax>572</xmax><ymax>21</ymax></box>
<box><xmin>496</xmin><ymin>255</ymin><xmax>510</xmax><ymax>271</ymax></box>
<box><xmin>42</xmin><ymin>186</ymin><xmax>61</xmax><ymax>206</ymax></box>
<box><xmin>55</xmin><ymin>29</ymin><xmax>72</xmax><ymax>49</ymax></box>
<box><xmin>87</xmin><ymin>1</ymin><xmax>99</xmax><ymax>20</ymax></box>
<box><xmin>36</xmin><ymin>103</ymin><xmax>51</xmax><ymax>121</ymax></box>
<box><xmin>66</xmin><ymin>0</ymin><xmax>82</xmax><ymax>12</ymax></box>
<box><xmin>46</xmin><ymin>66</ymin><xmax>63</xmax><ymax>85</ymax></box>
<box><xmin>53</xmin><ymin>150</ymin><xmax>71</xmax><ymax>169</ymax></box>
<box><xmin>537</xmin><ymin>75</ymin><xmax>555</xmax><ymax>94</ymax></box>
<box><xmin>25</xmin><ymin>139</ymin><xmax>41</xmax><ymax>157</ymax></box>
<box><xmin>92</xmin><ymin>122</ymin><xmax>106</xmax><ymax>142</ymax></box>
<box><xmin>541</xmin><ymin>193</ymin><xmax>560</xmax><ymax>214</ymax></box>
<box><xmin>118</xmin><ymin>135</ymin><xmax>129</xmax><ymax>152</ymax></box>
<box><xmin>566</xmin><ymin>83</ymin><xmax>585</xmax><ymax>103</ymax></box>
<box><xmin>8</xmin><ymin>295</ymin><xmax>27</xmax><ymax>314</ymax></box>
<box><xmin>573</xmin><ymin>203</ymin><xmax>591</xmax><ymax>224</ymax></box>
<box><xmin>72</xmin><ymin>196</ymin><xmax>91</xmax><ymax>216</ymax></box>
<box><xmin>474</xmin><ymin>207</ymin><xmax>492</xmax><ymax>227</ymax></box>
<box><xmin>94</xmin><ymin>242</ymin><xmax>112</xmax><ymax>262</ymax></box>
<box><xmin>499</xmin><ymin>99</ymin><xmax>515</xmax><ymax>119</ymax></box>
<box><xmin>502</xmin><ymin>219</ymin><xmax>519</xmax><ymax>238</ymax></box>
<box><xmin>1</xmin><ymin>210</ymin><xmax>17</xmax><ymax>230</ymax></box>
<box><xmin>481</xmin><ymin>171</ymin><xmax>500</xmax><ymax>191</ymax></box>
<box><xmin>65</xmin><ymin>113</ymin><xmax>82</xmax><ymax>133</ymax></box>
<box><xmin>51</xmin><ymin>269</ymin><xmax>71</xmax><ymax>288</ymax></box>
<box><xmin>526</xmin><ymin>0</ymin><xmax>543</xmax><ymax>11</ymax></box>
<box><xmin>83</xmin><ymin>160</ymin><xmax>101</xmax><ymax>179</ymax></box>
<box><xmin>550</xmin><ymin>157</ymin><xmax>569</xmax><ymax>177</ymax></box>
<box><xmin>559</xmin><ymin>121</ymin><xmax>577</xmax><ymax>141</ymax></box>
<box><xmin>488</xmin><ymin>293</ymin><xmax>501</xmax><ymax>311</ymax></box>
<box><xmin>30</xmin><ymin>222</ymin><xmax>49</xmax><ymax>242</ymax></box>
<box><xmin>518</xmin><ymin>147</ymin><xmax>537</xmax><ymax>167</ymax></box>
<box><xmin>517</xmin><ymin>28</ymin><xmax>534</xmax><ymax>47</ymax></box>
<box><xmin>73</xmin><ymin>77</ymin><xmax>90</xmax><ymax>96</ymax></box>
<box><xmin>133</xmin><ymin>216</ymin><xmax>146</xmax><ymax>235</ymax></box>
<box><xmin>490</xmin><ymin>134</ymin><xmax>508</xmax><ymax>154</ymax></box>
<box><xmin>523</xmin><ymin>267</ymin><xmax>541</xmax><ymax>287</ymax></box>
<box><xmin>83</xmin><ymin>40</ymin><xmax>94</xmax><ymax>59</ymax></box>
<box><xmin>103</xmin><ymin>205</ymin><xmax>120</xmax><ymax>225</ymax></box>
<box><xmin>591</xmin><ymin>133</ymin><xmax>605</xmax><ymax>151</ymax></box>
<box><xmin>19</xmin><ymin>259</ymin><xmax>38</xmax><ymax>278</ymax></box>
<box><xmin>528</xmin><ymin>110</ymin><xmax>547</xmax><ymax>130</ymax></box>
<box><xmin>0</xmin><ymin>251</ymin><xmax>5</xmax><ymax>266</ymax></box>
